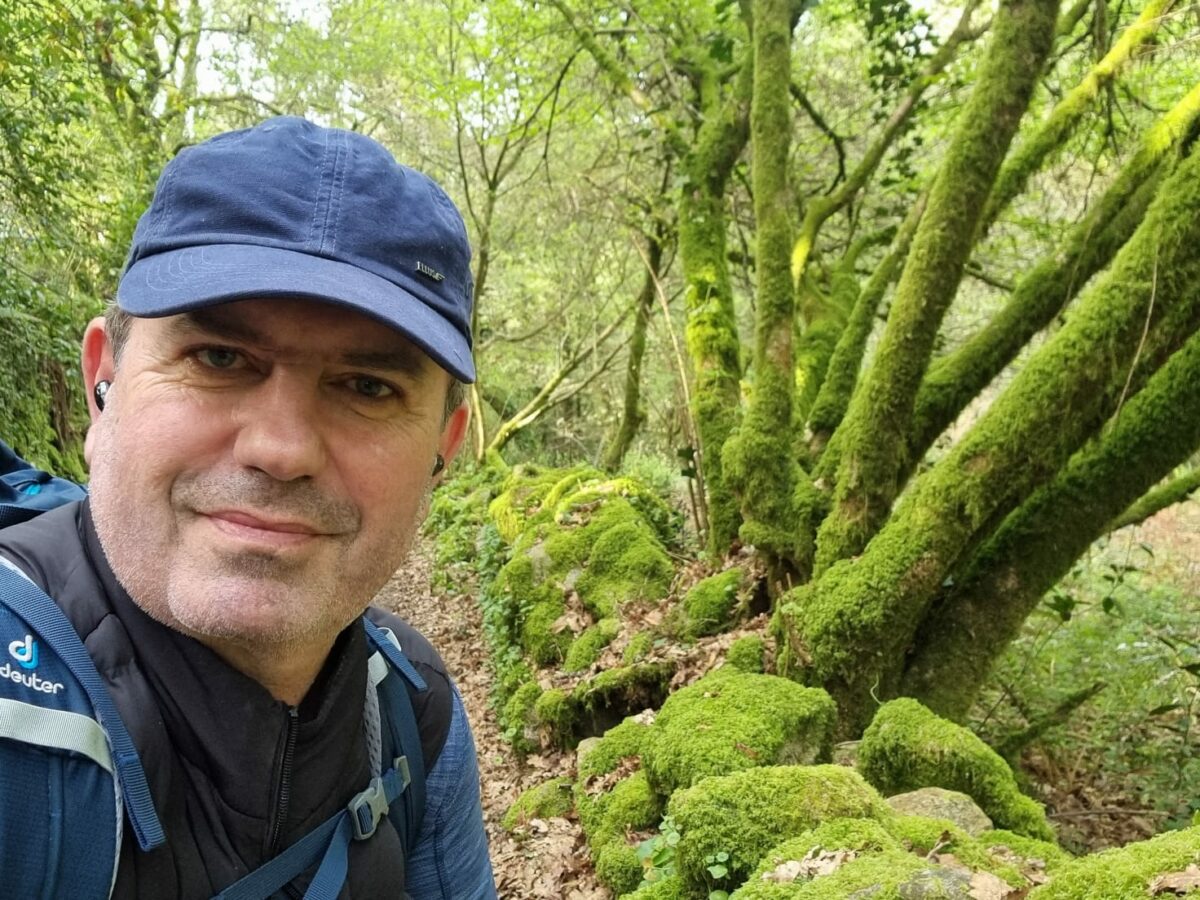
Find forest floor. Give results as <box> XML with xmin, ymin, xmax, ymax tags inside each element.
<box><xmin>378</xmin><ymin>538</ymin><xmax>605</xmax><ymax>899</ymax></box>
<box><xmin>377</xmin><ymin>501</ymin><xmax>1200</xmax><ymax>898</ymax></box>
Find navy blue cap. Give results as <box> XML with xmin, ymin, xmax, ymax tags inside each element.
<box><xmin>118</xmin><ymin>116</ymin><xmax>475</xmax><ymax>382</ymax></box>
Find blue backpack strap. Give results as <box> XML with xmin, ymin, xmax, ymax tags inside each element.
<box><xmin>213</xmin><ymin>617</ymin><xmax>427</xmax><ymax>900</ymax></box>
<box><xmin>0</xmin><ymin>441</ymin><xmax>87</xmax><ymax>528</ymax></box>
<box><xmin>364</xmin><ymin>617</ymin><xmax>428</xmax><ymax>857</ymax></box>
<box><xmin>0</xmin><ymin>565</ymin><xmax>165</xmax><ymax>851</ymax></box>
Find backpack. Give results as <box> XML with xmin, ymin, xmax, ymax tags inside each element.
<box><xmin>0</xmin><ymin>441</ymin><xmax>430</xmax><ymax>899</ymax></box>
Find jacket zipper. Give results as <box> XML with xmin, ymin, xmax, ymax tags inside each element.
<box><xmin>267</xmin><ymin>707</ymin><xmax>300</xmax><ymax>857</ymax></box>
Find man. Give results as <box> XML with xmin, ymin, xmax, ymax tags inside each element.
<box><xmin>0</xmin><ymin>117</ymin><xmax>497</xmax><ymax>898</ymax></box>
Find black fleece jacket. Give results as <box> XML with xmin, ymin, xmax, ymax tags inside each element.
<box><xmin>0</xmin><ymin>500</ymin><xmax>452</xmax><ymax>899</ymax></box>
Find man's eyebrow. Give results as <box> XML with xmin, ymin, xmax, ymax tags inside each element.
<box><xmin>339</xmin><ymin>348</ymin><xmax>428</xmax><ymax>378</ymax></box>
<box><xmin>167</xmin><ymin>308</ymin><xmax>429</xmax><ymax>377</ymax></box>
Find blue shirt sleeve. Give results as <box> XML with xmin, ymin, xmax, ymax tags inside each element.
<box><xmin>405</xmin><ymin>682</ymin><xmax>497</xmax><ymax>899</ymax></box>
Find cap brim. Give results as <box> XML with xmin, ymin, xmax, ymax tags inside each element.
<box><xmin>118</xmin><ymin>244</ymin><xmax>476</xmax><ymax>382</ymax></box>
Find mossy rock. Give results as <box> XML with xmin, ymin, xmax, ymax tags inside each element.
<box><xmin>578</xmin><ymin>716</ymin><xmax>655</xmax><ymax>781</ymax></box>
<box><xmin>576</xmin><ymin>769</ymin><xmax>664</xmax><ymax>894</ymax></box>
<box><xmin>980</xmin><ymin>829</ymin><xmax>1073</xmax><ymax>872</ymax></box>
<box><xmin>565</xmin><ymin>618</ymin><xmax>621</xmax><ymax>672</ymax></box>
<box><xmin>502</xmin><ymin>776</ymin><xmax>574</xmax><ymax>831</ymax></box>
<box><xmin>1026</xmin><ymin>825</ymin><xmax>1200</xmax><ymax>898</ymax></box>
<box><xmin>597</xmin><ymin>841</ymin><xmax>646</xmax><ymax>896</ymax></box>
<box><xmin>725</xmin><ymin>634</ymin><xmax>765</xmax><ymax>673</ymax></box>
<box><xmin>886</xmin><ymin>787</ymin><xmax>993</xmax><ymax>836</ymax></box>
<box><xmin>645</xmin><ymin>668</ymin><xmax>837</xmax><ymax>795</ymax></box>
<box><xmin>731</xmin><ymin>851</ymin><xmax>955</xmax><ymax>899</ymax></box>
<box><xmin>538</xmin><ymin>663</ymin><xmax>675</xmax><ymax>748</ymax></box>
<box><xmin>667</xmin><ymin>764</ymin><xmax>891</xmax><ymax>892</ymax></box>
<box><xmin>858</xmin><ymin>699</ymin><xmax>1055</xmax><ymax>842</ymax></box>
<box><xmin>500</xmin><ymin>680</ymin><xmax>543</xmax><ymax>754</ymax></box>
<box><xmin>883</xmin><ymin>816</ymin><xmax>1026</xmax><ymax>887</ymax></box>
<box><xmin>679</xmin><ymin>567</ymin><xmax>749</xmax><ymax>638</ymax></box>
<box><xmin>489</xmin><ymin>464</ymin><xmax>595</xmax><ymax>542</ymax></box>
<box><xmin>578</xmin><ymin>768</ymin><xmax>662</xmax><ymax>850</ymax></box>
<box><xmin>576</xmin><ymin>518</ymin><xmax>674</xmax><ymax>618</ymax></box>
<box><xmin>553</xmin><ymin>476</ymin><xmax>680</xmax><ymax>547</ymax></box>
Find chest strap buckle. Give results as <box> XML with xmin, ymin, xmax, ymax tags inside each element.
<box><xmin>347</xmin><ymin>756</ymin><xmax>411</xmax><ymax>841</ymax></box>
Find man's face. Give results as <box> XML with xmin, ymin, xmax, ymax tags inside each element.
<box><xmin>84</xmin><ymin>298</ymin><xmax>465</xmax><ymax>658</ymax></box>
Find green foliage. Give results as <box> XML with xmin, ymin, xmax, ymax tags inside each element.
<box><xmin>974</xmin><ymin>553</ymin><xmax>1200</xmax><ymax>835</ymax></box>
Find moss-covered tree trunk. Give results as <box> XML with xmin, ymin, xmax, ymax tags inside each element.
<box><xmin>807</xmin><ymin>196</ymin><xmax>925</xmax><ymax>462</ymax></box>
<box><xmin>680</xmin><ymin>58</ymin><xmax>754</xmax><ymax>556</ymax></box>
<box><xmin>904</xmin><ymin>81</ymin><xmax>1200</xmax><ymax>478</ymax></box>
<box><xmin>781</xmin><ymin>137</ymin><xmax>1200</xmax><ymax>736</ymax></box>
<box><xmin>812</xmin><ymin>0</ymin><xmax>1061</xmax><ymax>575</ymax></box>
<box><xmin>721</xmin><ymin>0</ymin><xmax>805</xmax><ymax>570</ymax></box>
<box><xmin>901</xmin><ymin>324</ymin><xmax>1200</xmax><ymax>719</ymax></box>
<box><xmin>1108</xmin><ymin>467</ymin><xmax>1200</xmax><ymax>531</ymax></box>
<box><xmin>603</xmin><ymin>229</ymin><xmax>667</xmax><ymax>471</ymax></box>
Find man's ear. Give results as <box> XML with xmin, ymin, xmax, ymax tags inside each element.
<box><xmin>82</xmin><ymin>317</ymin><xmax>115</xmax><ymax>465</ymax></box>
<box><xmin>82</xmin><ymin>316</ymin><xmax>115</xmax><ymax>421</ymax></box>
<box><xmin>436</xmin><ymin>402</ymin><xmax>471</xmax><ymax>477</ymax></box>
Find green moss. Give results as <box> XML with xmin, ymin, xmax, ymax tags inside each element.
<box><xmin>581</xmin><ymin>770</ymin><xmax>662</xmax><ymax>846</ymax></box>
<box><xmin>732</xmin><ymin>852</ymin><xmax>965</xmax><ymax>899</ymax></box>
<box><xmin>521</xmin><ymin>594</ymin><xmax>571</xmax><ymax>665</ymax></box>
<box><xmin>576</xmin><ymin>519</ymin><xmax>674</xmax><ymax>618</ymax></box>
<box><xmin>858</xmin><ymin>699</ymin><xmax>1055</xmax><ymax>841</ymax></box>
<box><xmin>726</xmin><ymin>635</ymin><xmax>765</xmax><ymax>673</ymax></box>
<box><xmin>565</xmin><ymin>617</ymin><xmax>621</xmax><ymax>672</ymax></box>
<box><xmin>579</xmin><ymin>716</ymin><xmax>654</xmax><ymax>780</ymax></box>
<box><xmin>884</xmin><ymin>816</ymin><xmax>1024</xmax><ymax>887</ymax></box>
<box><xmin>979</xmin><ymin>829</ymin><xmax>1073</xmax><ymax>872</ymax></box>
<box><xmin>624</xmin><ymin>630</ymin><xmax>656</xmax><ymax>665</ymax></box>
<box><xmin>680</xmin><ymin>567</ymin><xmax>746</xmax><ymax>639</ymax></box>
<box><xmin>668</xmin><ymin>765</ymin><xmax>890</xmax><ymax>891</ymax></box>
<box><xmin>597</xmin><ymin>841</ymin><xmax>646</xmax><ymax>896</ymax></box>
<box><xmin>645</xmin><ymin>669</ymin><xmax>837</xmax><ymax>795</ymax></box>
<box><xmin>577</xmin><ymin>661</ymin><xmax>675</xmax><ymax>717</ymax></box>
<box><xmin>555</xmin><ymin>476</ymin><xmax>680</xmax><ymax>546</ymax></box>
<box><xmin>1026</xmin><ymin>825</ymin><xmax>1200</xmax><ymax>898</ymax></box>
<box><xmin>534</xmin><ymin>688</ymin><xmax>574</xmax><ymax>736</ymax></box>
<box><xmin>619</xmin><ymin>873</ymin><xmax>688</xmax><ymax>900</ymax></box>
<box><xmin>488</xmin><ymin>464</ymin><xmax>583</xmax><ymax>542</ymax></box>
<box><xmin>502</xmin><ymin>776</ymin><xmax>574</xmax><ymax>831</ymax></box>
<box><xmin>500</xmin><ymin>680</ymin><xmax>543</xmax><ymax>753</ymax></box>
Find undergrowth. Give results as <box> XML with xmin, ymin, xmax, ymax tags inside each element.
<box><xmin>971</xmin><ymin>527</ymin><xmax>1200</xmax><ymax>849</ymax></box>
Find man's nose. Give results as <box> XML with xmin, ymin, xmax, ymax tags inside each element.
<box><xmin>231</xmin><ymin>373</ymin><xmax>327</xmax><ymax>481</ymax></box>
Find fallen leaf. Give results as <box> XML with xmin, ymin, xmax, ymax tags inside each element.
<box><xmin>1149</xmin><ymin>864</ymin><xmax>1200</xmax><ymax>894</ymax></box>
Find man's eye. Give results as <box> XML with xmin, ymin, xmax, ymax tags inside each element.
<box><xmin>350</xmin><ymin>377</ymin><xmax>394</xmax><ymax>399</ymax></box>
<box><xmin>197</xmin><ymin>348</ymin><xmax>242</xmax><ymax>369</ymax></box>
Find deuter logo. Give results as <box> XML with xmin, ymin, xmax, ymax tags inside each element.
<box><xmin>2</xmin><ymin>633</ymin><xmax>64</xmax><ymax>695</ymax></box>
<box><xmin>9</xmin><ymin>634</ymin><xmax>37</xmax><ymax>669</ymax></box>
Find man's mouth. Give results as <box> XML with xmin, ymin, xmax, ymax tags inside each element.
<box><xmin>201</xmin><ymin>510</ymin><xmax>329</xmax><ymax>548</ymax></box>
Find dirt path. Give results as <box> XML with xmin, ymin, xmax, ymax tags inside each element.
<box><xmin>375</xmin><ymin>539</ymin><xmax>607</xmax><ymax>899</ymax></box>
